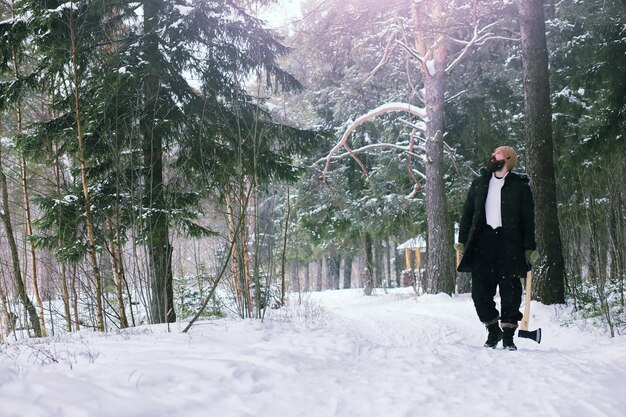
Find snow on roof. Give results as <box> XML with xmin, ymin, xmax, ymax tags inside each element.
<box><xmin>397</xmin><ymin>237</ymin><xmax>426</xmax><ymax>250</ymax></box>
<box><xmin>397</xmin><ymin>225</ymin><xmax>460</xmax><ymax>250</ymax></box>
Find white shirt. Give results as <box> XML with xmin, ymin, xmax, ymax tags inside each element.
<box><xmin>485</xmin><ymin>172</ymin><xmax>507</xmax><ymax>228</ymax></box>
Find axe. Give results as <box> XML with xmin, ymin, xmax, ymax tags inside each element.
<box><xmin>518</xmin><ymin>266</ymin><xmax>542</xmax><ymax>343</ymax></box>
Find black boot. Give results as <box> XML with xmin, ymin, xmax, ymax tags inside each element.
<box><xmin>484</xmin><ymin>323</ymin><xmax>502</xmax><ymax>348</ymax></box>
<box><xmin>502</xmin><ymin>327</ymin><xmax>517</xmax><ymax>351</ymax></box>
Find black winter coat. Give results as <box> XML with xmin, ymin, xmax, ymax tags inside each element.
<box><xmin>457</xmin><ymin>170</ymin><xmax>536</xmax><ymax>275</ymax></box>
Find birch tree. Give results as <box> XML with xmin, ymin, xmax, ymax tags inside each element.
<box><xmin>0</xmin><ymin>129</ymin><xmax>42</xmax><ymax>337</ymax></box>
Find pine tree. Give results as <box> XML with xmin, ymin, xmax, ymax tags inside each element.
<box><xmin>2</xmin><ymin>0</ymin><xmax>318</xmax><ymax>328</ymax></box>
<box><xmin>518</xmin><ymin>0</ymin><xmax>565</xmax><ymax>304</ymax></box>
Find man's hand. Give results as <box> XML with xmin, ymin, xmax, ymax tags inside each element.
<box><xmin>454</xmin><ymin>242</ymin><xmax>464</xmax><ymax>254</ymax></box>
<box><xmin>525</xmin><ymin>250</ymin><xmax>539</xmax><ymax>265</ymax></box>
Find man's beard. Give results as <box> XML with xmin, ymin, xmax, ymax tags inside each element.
<box><xmin>487</xmin><ymin>157</ymin><xmax>506</xmax><ymax>173</ymax></box>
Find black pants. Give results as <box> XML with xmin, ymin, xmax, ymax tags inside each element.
<box><xmin>471</xmin><ymin>226</ymin><xmax>523</xmax><ymax>326</ymax></box>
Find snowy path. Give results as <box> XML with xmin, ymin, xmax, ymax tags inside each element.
<box><xmin>315</xmin><ymin>290</ymin><xmax>626</xmax><ymax>417</ymax></box>
<box><xmin>0</xmin><ymin>288</ymin><xmax>625</xmax><ymax>417</ymax></box>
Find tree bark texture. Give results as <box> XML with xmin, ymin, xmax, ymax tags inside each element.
<box><xmin>518</xmin><ymin>0</ymin><xmax>566</xmax><ymax>304</ymax></box>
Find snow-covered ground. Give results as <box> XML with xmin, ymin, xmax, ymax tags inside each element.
<box><xmin>1</xmin><ymin>288</ymin><xmax>625</xmax><ymax>417</ymax></box>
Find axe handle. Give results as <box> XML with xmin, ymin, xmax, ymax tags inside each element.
<box><xmin>520</xmin><ymin>269</ymin><xmax>532</xmax><ymax>331</ymax></box>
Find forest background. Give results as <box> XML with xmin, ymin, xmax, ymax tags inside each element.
<box><xmin>0</xmin><ymin>0</ymin><xmax>624</xmax><ymax>340</ymax></box>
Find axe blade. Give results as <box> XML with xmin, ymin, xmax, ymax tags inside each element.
<box><xmin>518</xmin><ymin>328</ymin><xmax>542</xmax><ymax>344</ymax></box>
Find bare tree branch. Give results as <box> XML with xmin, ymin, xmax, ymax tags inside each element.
<box><xmin>400</xmin><ymin>22</ymin><xmax>424</xmax><ymax>103</ymax></box>
<box><xmin>343</xmin><ymin>143</ymin><xmax>370</xmax><ymax>180</ymax></box>
<box><xmin>317</xmin><ymin>142</ymin><xmax>423</xmax><ymax>164</ymax></box>
<box><xmin>394</xmin><ymin>38</ymin><xmax>424</xmax><ymax>62</ymax></box>
<box><xmin>366</xmin><ymin>29</ymin><xmax>401</xmax><ymax>83</ymax></box>
<box><xmin>407</xmin><ymin>127</ymin><xmax>423</xmax><ymax>198</ymax></box>
<box><xmin>445</xmin><ymin>88</ymin><xmax>468</xmax><ymax>103</ymax></box>
<box><xmin>445</xmin><ymin>20</ymin><xmax>518</xmax><ymax>73</ymax></box>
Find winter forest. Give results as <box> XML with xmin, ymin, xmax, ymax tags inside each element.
<box><xmin>0</xmin><ymin>0</ymin><xmax>625</xmax><ymax>370</ymax></box>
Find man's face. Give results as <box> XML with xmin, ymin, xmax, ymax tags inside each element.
<box><xmin>492</xmin><ymin>150</ymin><xmax>506</xmax><ymax>161</ymax></box>
<box><xmin>487</xmin><ymin>150</ymin><xmax>508</xmax><ymax>173</ymax></box>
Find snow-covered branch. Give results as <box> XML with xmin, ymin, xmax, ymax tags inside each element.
<box><xmin>321</xmin><ymin>102</ymin><xmax>427</xmax><ymax>181</ymax></box>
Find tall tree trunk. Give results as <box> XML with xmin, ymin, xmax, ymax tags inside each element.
<box><xmin>141</xmin><ymin>0</ymin><xmax>175</xmax><ymax>323</ymax></box>
<box><xmin>107</xmin><ymin>219</ymin><xmax>128</xmax><ymax>328</ymax></box>
<box><xmin>280</xmin><ymin>188</ymin><xmax>290</xmax><ymax>305</ymax></box>
<box><xmin>374</xmin><ymin>238</ymin><xmax>383</xmax><ymax>287</ymax></box>
<box><xmin>363</xmin><ymin>232</ymin><xmax>374</xmax><ymax>295</ymax></box>
<box><xmin>59</xmin><ymin>262</ymin><xmax>72</xmax><ymax>331</ymax></box>
<box><xmin>608</xmin><ymin>181</ymin><xmax>625</xmax><ymax>308</ymax></box>
<box><xmin>241</xmin><ymin>196</ymin><xmax>253</xmax><ymax>317</ymax></box>
<box><xmin>518</xmin><ymin>0</ymin><xmax>565</xmax><ymax>304</ymax></box>
<box><xmin>290</xmin><ymin>261</ymin><xmax>300</xmax><ymax>293</ymax></box>
<box><xmin>328</xmin><ymin>251</ymin><xmax>341</xmax><ymax>290</ymax></box>
<box><xmin>303</xmin><ymin>263</ymin><xmax>310</xmax><ymax>292</ymax></box>
<box><xmin>225</xmin><ymin>190</ymin><xmax>244</xmax><ymax>316</ymax></box>
<box><xmin>21</xmin><ymin>155</ymin><xmax>46</xmax><ymax>335</ymax></box>
<box><xmin>316</xmin><ymin>259</ymin><xmax>323</xmax><ymax>291</ymax></box>
<box><xmin>0</xmin><ymin>134</ymin><xmax>42</xmax><ymax>337</ymax></box>
<box><xmin>70</xmin><ymin>10</ymin><xmax>105</xmax><ymax>331</ymax></box>
<box><xmin>385</xmin><ymin>239</ymin><xmax>392</xmax><ymax>288</ymax></box>
<box><xmin>394</xmin><ymin>239</ymin><xmax>403</xmax><ymax>287</ymax></box>
<box><xmin>11</xmin><ymin>37</ymin><xmax>47</xmax><ymax>335</ymax></box>
<box><xmin>70</xmin><ymin>263</ymin><xmax>80</xmax><ymax>330</ymax></box>
<box><xmin>53</xmin><ymin>138</ymin><xmax>73</xmax><ymax>331</ymax></box>
<box><xmin>342</xmin><ymin>255</ymin><xmax>353</xmax><ymax>289</ymax></box>
<box><xmin>0</xmin><ymin>286</ymin><xmax>12</xmax><ymax>340</ymax></box>
<box><xmin>413</xmin><ymin>1</ymin><xmax>455</xmax><ymax>295</ymax></box>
